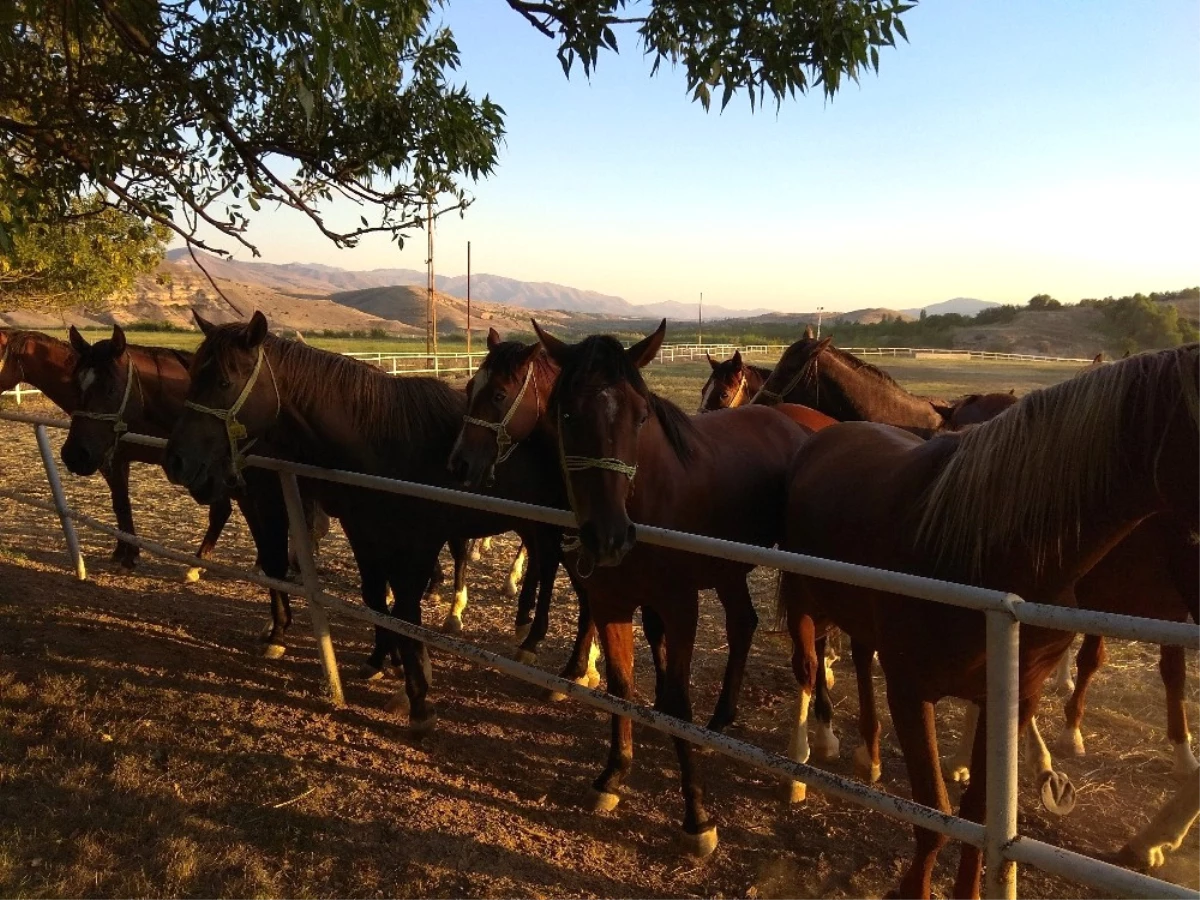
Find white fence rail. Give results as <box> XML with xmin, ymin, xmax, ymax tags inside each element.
<box><xmin>0</xmin><ymin>408</ymin><xmax>1194</xmax><ymax>899</ymax></box>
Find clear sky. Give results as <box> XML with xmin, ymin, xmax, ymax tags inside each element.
<box><xmin>190</xmin><ymin>0</ymin><xmax>1200</xmax><ymax>313</ymax></box>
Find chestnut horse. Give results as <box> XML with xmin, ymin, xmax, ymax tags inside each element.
<box><xmin>775</xmin><ymin>345</ymin><xmax>1198</xmax><ymax>898</ymax></box>
<box><xmin>754</xmin><ymin>342</ymin><xmax>1198</xmax><ymax>795</ymax></box>
<box><xmin>531</xmin><ymin>318</ymin><xmax>826</xmax><ymax>857</ymax></box>
<box><xmin>164</xmin><ymin>312</ymin><xmax>577</xmax><ymax>729</ymax></box>
<box><xmin>697</xmin><ymin>350</ymin><xmax>772</xmax><ymax>413</ymax></box>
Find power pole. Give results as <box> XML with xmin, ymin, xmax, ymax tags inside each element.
<box><xmin>425</xmin><ymin>197</ymin><xmax>438</xmax><ymax>365</ymax></box>
<box><xmin>698</xmin><ymin>291</ymin><xmax>703</xmax><ymax>347</ymax></box>
<box><xmin>466</xmin><ymin>240</ymin><xmax>472</xmax><ymax>363</ymax></box>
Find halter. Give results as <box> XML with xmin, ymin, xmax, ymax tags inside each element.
<box><xmin>461</xmin><ymin>360</ymin><xmax>537</xmax><ymax>469</ymax></box>
<box><xmin>183</xmin><ymin>345</ymin><xmax>280</xmax><ymax>482</ymax></box>
<box><xmin>71</xmin><ymin>358</ymin><xmax>140</xmax><ymax>468</ymax></box>
<box><xmin>727</xmin><ymin>369</ymin><xmax>749</xmax><ymax>407</ymax></box>
<box><xmin>752</xmin><ymin>355</ymin><xmax>817</xmax><ymax>406</ymax></box>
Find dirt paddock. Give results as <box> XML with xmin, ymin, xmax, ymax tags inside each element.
<box><xmin>0</xmin><ymin>380</ymin><xmax>1197</xmax><ymax>898</ymax></box>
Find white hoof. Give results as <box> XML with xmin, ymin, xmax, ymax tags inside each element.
<box><xmin>409</xmin><ymin>711</ymin><xmax>438</xmax><ymax>735</ymax></box>
<box><xmin>262</xmin><ymin>643</ymin><xmax>286</xmax><ymax>660</ymax></box>
<box><xmin>944</xmin><ymin>758</ymin><xmax>971</xmax><ymax>784</ymax></box>
<box><xmin>788</xmin><ymin>780</ymin><xmax>807</xmax><ymax>804</ymax></box>
<box><xmin>384</xmin><ymin>691</ymin><xmax>410</xmax><ymax>714</ymax></box>
<box><xmin>470</xmin><ymin>547</ymin><xmax>482</xmax><ymax>562</ymax></box>
<box><xmin>441</xmin><ymin>614</ymin><xmax>463</xmax><ymax>634</ymax></box>
<box><xmin>359</xmin><ymin>663</ymin><xmax>385</xmax><ymax>682</ymax></box>
<box><xmin>504</xmin><ymin>579</ymin><xmax>520</xmax><ymax>600</ymax></box>
<box><xmin>681</xmin><ymin>826</ymin><xmax>718</xmax><ymax>858</ymax></box>
<box><xmin>824</xmin><ymin>662</ymin><xmax>836</xmax><ymax>690</ymax></box>
<box><xmin>513</xmin><ymin>648</ymin><xmax>537</xmax><ymax>666</ymax></box>
<box><xmin>588</xmin><ymin>788</ymin><xmax>621</xmax><ymax>813</ymax></box>
<box><xmin>421</xmin><ymin>653</ymin><xmax>433</xmax><ymax>687</ymax></box>
<box><xmin>811</xmin><ymin>723</ymin><xmax>840</xmax><ymax>761</ymax></box>
<box><xmin>514</xmin><ymin>621</ymin><xmax>532</xmax><ymax>644</ymax></box>
<box><xmin>1038</xmin><ymin>770</ymin><xmax>1077</xmax><ymax>817</ymax></box>
<box><xmin>1057</xmin><ymin>726</ymin><xmax>1086</xmax><ymax>758</ymax></box>
<box><xmin>854</xmin><ymin>744</ymin><xmax>882</xmax><ymax>784</ymax></box>
<box><xmin>185</xmin><ymin>566</ymin><xmax>202</xmax><ymax>583</ymax></box>
<box><xmin>1172</xmin><ymin>740</ymin><xmax>1199</xmax><ymax>778</ymax></box>
<box><xmin>545</xmin><ymin>689</ymin><xmax>569</xmax><ymax>703</ymax></box>
<box><xmin>585</xmin><ymin>669</ymin><xmax>601</xmax><ymax>690</ymax></box>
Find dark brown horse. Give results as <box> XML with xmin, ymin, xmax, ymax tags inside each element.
<box><xmin>776</xmin><ymin>345</ymin><xmax>1199</xmax><ymax>898</ymax></box>
<box><xmin>164</xmin><ymin>312</ymin><xmax>575</xmax><ymax>730</ymax></box>
<box><xmin>532</xmin><ymin>318</ymin><xmax>824</xmax><ymax>857</ymax></box>
<box><xmin>697</xmin><ymin>350</ymin><xmax>772</xmax><ymax>412</ymax></box>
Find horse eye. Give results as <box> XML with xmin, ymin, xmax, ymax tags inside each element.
<box><xmin>219</xmin><ymin>378</ymin><xmax>232</xmax><ymax>390</ymax></box>
<box><xmin>492</xmin><ymin>390</ymin><xmax>506</xmax><ymax>405</ymax></box>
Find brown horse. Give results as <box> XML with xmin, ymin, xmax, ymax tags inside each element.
<box><xmin>697</xmin><ymin>350</ymin><xmax>772</xmax><ymax>412</ymax></box>
<box><xmin>1</xmin><ymin>327</ymin><xmax>203</xmax><ymax>569</ymax></box>
<box><xmin>776</xmin><ymin>345</ymin><xmax>1198</xmax><ymax>898</ymax></box>
<box><xmin>532</xmin><ymin>318</ymin><xmax>825</xmax><ymax>857</ymax></box>
<box><xmin>164</xmin><ymin>312</ymin><xmax>576</xmax><ymax>729</ymax></box>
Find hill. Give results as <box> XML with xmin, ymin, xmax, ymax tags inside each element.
<box><xmin>903</xmin><ymin>297</ymin><xmax>999</xmax><ymax>318</ymax></box>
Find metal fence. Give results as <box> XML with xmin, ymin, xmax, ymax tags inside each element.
<box><xmin>0</xmin><ymin>408</ymin><xmax>1193</xmax><ymax>899</ymax></box>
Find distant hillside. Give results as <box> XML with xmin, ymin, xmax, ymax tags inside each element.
<box><xmin>741</xmin><ymin>307</ymin><xmax>915</xmax><ymax>326</ymax></box>
<box><xmin>904</xmin><ymin>297</ymin><xmax>999</xmax><ymax>318</ymax></box>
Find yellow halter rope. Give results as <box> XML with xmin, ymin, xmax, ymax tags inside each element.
<box><xmin>183</xmin><ymin>345</ymin><xmax>280</xmax><ymax>481</ymax></box>
<box><xmin>71</xmin><ymin>357</ymin><xmax>140</xmax><ymax>468</ymax></box>
<box><xmin>460</xmin><ymin>359</ymin><xmax>536</xmax><ymax>468</ymax></box>
<box><xmin>728</xmin><ymin>369</ymin><xmax>749</xmax><ymax>407</ymax></box>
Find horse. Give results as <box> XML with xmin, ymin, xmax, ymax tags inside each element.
<box><xmin>697</xmin><ymin>350</ymin><xmax>772</xmax><ymax>412</ymax></box>
<box><xmin>760</xmin><ymin>343</ymin><xmax>1198</xmax><ymax>796</ymax></box>
<box><xmin>531</xmin><ymin>318</ymin><xmax>828</xmax><ymax>857</ymax></box>
<box><xmin>57</xmin><ymin>324</ymin><xmax>338</xmax><ymax>657</ymax></box>
<box><xmin>775</xmin><ymin>344</ymin><xmax>1199</xmax><ymax>898</ymax></box>
<box><xmin>1</xmin><ymin>327</ymin><xmax>207</xmax><ymax>570</ymax></box>
<box><xmin>164</xmin><ymin>311</ymin><xmax>577</xmax><ymax>729</ymax></box>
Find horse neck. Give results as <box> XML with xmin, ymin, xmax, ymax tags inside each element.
<box><xmin>822</xmin><ymin>354</ymin><xmax>944</xmax><ymax>435</ymax></box>
<box><xmin>9</xmin><ymin>335</ymin><xmax>80</xmax><ymax>413</ymax></box>
<box><xmin>125</xmin><ymin>347</ymin><xmax>191</xmax><ymax>435</ymax></box>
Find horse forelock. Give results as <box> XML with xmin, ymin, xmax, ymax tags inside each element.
<box><xmin>549</xmin><ymin>334</ymin><xmax>698</xmax><ymax>463</ymax></box>
<box><xmin>916</xmin><ymin>344</ymin><xmax>1199</xmax><ymax>578</ymax></box>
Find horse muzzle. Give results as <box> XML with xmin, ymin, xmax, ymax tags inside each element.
<box><xmin>579</xmin><ymin>519</ymin><xmax>637</xmax><ymax>567</ymax></box>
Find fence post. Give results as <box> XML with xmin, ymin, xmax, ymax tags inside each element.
<box><xmin>34</xmin><ymin>424</ymin><xmax>87</xmax><ymax>581</ymax></box>
<box><xmin>278</xmin><ymin>472</ymin><xmax>345</xmax><ymax>707</ymax></box>
<box><xmin>984</xmin><ymin>609</ymin><xmax>1020</xmax><ymax>899</ymax></box>
<box><xmin>14</xmin><ymin>385</ymin><xmax>22</xmax><ymax>405</ymax></box>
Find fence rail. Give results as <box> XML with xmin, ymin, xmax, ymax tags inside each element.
<box><xmin>0</xmin><ymin>408</ymin><xmax>1194</xmax><ymax>900</ymax></box>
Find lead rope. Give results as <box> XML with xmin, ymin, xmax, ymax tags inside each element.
<box><xmin>461</xmin><ymin>360</ymin><xmax>536</xmax><ymax>471</ymax></box>
<box><xmin>556</xmin><ymin>408</ymin><xmax>639</xmax><ymax>579</ymax></box>
<box><xmin>183</xmin><ymin>346</ymin><xmax>281</xmax><ymax>484</ymax></box>
<box><xmin>71</xmin><ymin>358</ymin><xmax>140</xmax><ymax>469</ymax></box>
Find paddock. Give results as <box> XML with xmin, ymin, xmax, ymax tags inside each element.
<box><xmin>0</xmin><ymin>357</ymin><xmax>1196</xmax><ymax>899</ymax></box>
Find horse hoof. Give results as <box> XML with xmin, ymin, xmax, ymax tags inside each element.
<box><xmin>504</xmin><ymin>580</ymin><xmax>520</xmax><ymax>600</ymax></box>
<box><xmin>470</xmin><ymin>548</ymin><xmax>482</xmax><ymax>563</ymax></box>
<box><xmin>514</xmin><ymin>622</ymin><xmax>532</xmax><ymax>643</ymax></box>
<box><xmin>585</xmin><ymin>670</ymin><xmax>602</xmax><ymax>690</ymax></box>
<box><xmin>409</xmin><ymin>710</ymin><xmax>438</xmax><ymax>736</ymax></box>
<box><xmin>421</xmin><ymin>654</ymin><xmax>433</xmax><ymax>687</ymax></box>
<box><xmin>1038</xmin><ymin>771</ymin><xmax>1076</xmax><ymax>816</ymax></box>
<box><xmin>262</xmin><ymin>643</ymin><xmax>286</xmax><ymax>660</ymax></box>
<box><xmin>383</xmin><ymin>691</ymin><xmax>410</xmax><ymax>715</ymax></box>
<box><xmin>1057</xmin><ymin>727</ymin><xmax>1086</xmax><ymax>758</ymax></box>
<box><xmin>853</xmin><ymin>745</ymin><xmax>882</xmax><ymax>784</ymax></box>
<box><xmin>544</xmin><ymin>689</ymin><xmax>569</xmax><ymax>703</ymax></box>
<box><xmin>811</xmin><ymin>725</ymin><xmax>840</xmax><ymax>762</ymax></box>
<box><xmin>359</xmin><ymin>663</ymin><xmax>385</xmax><ymax>682</ymax></box>
<box><xmin>588</xmin><ymin>788</ymin><xmax>621</xmax><ymax>813</ymax></box>
<box><xmin>681</xmin><ymin>826</ymin><xmax>718</xmax><ymax>859</ymax></box>
<box><xmin>824</xmin><ymin>663</ymin><xmax>836</xmax><ymax>690</ymax></box>
<box><xmin>184</xmin><ymin>566</ymin><xmax>202</xmax><ymax>583</ymax></box>
<box><xmin>514</xmin><ymin>648</ymin><xmax>538</xmax><ymax>666</ymax></box>
<box><xmin>1172</xmin><ymin>741</ymin><xmax>1199</xmax><ymax>778</ymax></box>
<box><xmin>788</xmin><ymin>781</ymin><xmax>807</xmax><ymax>804</ymax></box>
<box><xmin>441</xmin><ymin>614</ymin><xmax>463</xmax><ymax>635</ymax></box>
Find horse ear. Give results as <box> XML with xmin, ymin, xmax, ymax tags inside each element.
<box><xmin>1092</xmin><ymin>353</ymin><xmax>1103</xmax><ymax>365</ymax></box>
<box><xmin>732</xmin><ymin>349</ymin><xmax>743</xmax><ymax>368</ymax></box>
<box><xmin>487</xmin><ymin>327</ymin><xmax>502</xmax><ymax>350</ymax></box>
<box><xmin>193</xmin><ymin>310</ymin><xmax>217</xmax><ymax>336</ymax></box>
<box><xmin>244</xmin><ymin>311</ymin><xmax>269</xmax><ymax>348</ymax></box>
<box><xmin>626</xmin><ymin>318</ymin><xmax>666</xmax><ymax>369</ymax></box>
<box><xmin>815</xmin><ymin>337</ymin><xmax>833</xmax><ymax>354</ymax></box>
<box><xmin>109</xmin><ymin>325</ymin><xmax>127</xmax><ymax>358</ymax></box>
<box><xmin>706</xmin><ymin>352</ymin><xmax>718</xmax><ymax>370</ymax></box>
<box><xmin>532</xmin><ymin>319</ymin><xmax>569</xmax><ymax>366</ymax></box>
<box><xmin>804</xmin><ymin>324</ymin><xmax>815</xmax><ymax>339</ymax></box>
<box><xmin>68</xmin><ymin>325</ymin><xmax>90</xmax><ymax>355</ymax></box>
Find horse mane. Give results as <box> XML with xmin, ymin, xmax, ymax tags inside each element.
<box><xmin>197</xmin><ymin>323</ymin><xmax>464</xmax><ymax>458</ymax></box>
<box><xmin>128</xmin><ymin>343</ymin><xmax>193</xmax><ymax>372</ymax></box>
<box><xmin>549</xmin><ymin>334</ymin><xmax>698</xmax><ymax>463</ymax></box>
<box><xmin>916</xmin><ymin>344</ymin><xmax>1199</xmax><ymax>577</ymax></box>
<box><xmin>747</xmin><ymin>363</ymin><xmax>772</xmax><ymax>380</ymax></box>
<box><xmin>821</xmin><ymin>343</ymin><xmax>906</xmax><ymax>391</ymax></box>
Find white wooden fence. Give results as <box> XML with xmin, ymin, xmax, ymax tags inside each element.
<box><xmin>0</xmin><ymin>408</ymin><xmax>1194</xmax><ymax>900</ymax></box>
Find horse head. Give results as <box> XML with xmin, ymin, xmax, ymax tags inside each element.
<box><xmin>698</xmin><ymin>350</ymin><xmax>747</xmax><ymax>413</ymax></box>
<box><xmin>751</xmin><ymin>336</ymin><xmax>830</xmax><ymax>406</ymax></box>
<box><xmin>61</xmin><ymin>325</ymin><xmax>139</xmax><ymax>476</ymax></box>
<box><xmin>535</xmin><ymin>318</ymin><xmax>666</xmax><ymax>568</ymax></box>
<box><xmin>448</xmin><ymin>326</ymin><xmax>552</xmax><ymax>487</ymax></box>
<box><xmin>165</xmin><ymin>310</ymin><xmax>277</xmax><ymax>502</ymax></box>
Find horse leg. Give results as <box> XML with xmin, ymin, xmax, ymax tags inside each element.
<box><xmin>468</xmin><ymin>536</ymin><xmax>481</xmax><ymax>562</ymax></box>
<box><xmin>440</xmin><ymin>538</ymin><xmax>470</xmax><ymax>634</ymax></box>
<box><xmin>883</xmin><ymin>681</ymin><xmax>949</xmax><ymax>900</ymax></box>
<box><xmin>239</xmin><ymin>481</ymin><xmax>293</xmax><ymax>658</ymax></box>
<box><xmin>706</xmin><ymin>578</ymin><xmax>758</xmax><ymax>734</ymax></box>
<box><xmin>851</xmin><ymin>639</ymin><xmax>882</xmax><ymax>783</ymax></box>
<box><xmin>186</xmin><ymin>495</ymin><xmax>232</xmax><ymax>583</ymax></box>
<box><xmin>588</xmin><ymin>614</ymin><xmax>636</xmax><ymax>814</ymax></box>
<box><xmin>943</xmin><ymin>702</ymin><xmax>978</xmax><ymax>785</ymax></box>
<box><xmin>1160</xmin><ymin>644</ymin><xmax>1198</xmax><ymax>776</ymax></box>
<box><xmin>512</xmin><ymin>540</ymin><xmax>540</xmax><ymax>645</ymax></box>
<box><xmin>1118</xmin><ymin>768</ymin><xmax>1200</xmax><ymax>869</ymax></box>
<box><xmin>504</xmin><ymin>542</ymin><xmax>528</xmax><ymax>599</ymax></box>
<box><xmin>657</xmin><ymin>597</ymin><xmax>718</xmax><ymax>857</ymax></box>
<box><xmin>1059</xmin><ymin>634</ymin><xmax>1103</xmax><ymax>757</ymax></box>
<box><xmin>516</xmin><ymin>532</ymin><xmax>559</xmax><ymax>664</ymax></box>
<box><xmin>809</xmin><ymin>633</ymin><xmax>841</xmax><ymax>762</ymax></box>
<box><xmin>781</xmin><ymin>592</ymin><xmax>820</xmax><ymax>803</ymax></box>
<box><xmin>383</xmin><ymin>555</ymin><xmax>439</xmax><ymax>731</ymax></box>
<box><xmin>1024</xmin><ymin>714</ymin><xmax>1076</xmax><ymax>816</ymax></box>
<box><xmin>1047</xmin><ymin>637</ymin><xmax>1076</xmax><ymax>694</ymax></box>
<box><xmin>103</xmin><ymin>459</ymin><xmax>138</xmax><ymax>569</ymax></box>
<box><xmin>548</xmin><ymin>565</ymin><xmax>600</xmax><ymax>701</ymax></box>
<box><xmin>641</xmin><ymin>606</ymin><xmax>668</xmax><ymax>705</ymax></box>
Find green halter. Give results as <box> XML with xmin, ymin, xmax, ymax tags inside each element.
<box><xmin>71</xmin><ymin>358</ymin><xmax>140</xmax><ymax>469</ymax></box>
<box><xmin>183</xmin><ymin>345</ymin><xmax>279</xmax><ymax>482</ymax></box>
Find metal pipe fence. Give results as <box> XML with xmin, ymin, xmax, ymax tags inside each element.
<box><xmin>0</xmin><ymin>408</ymin><xmax>1194</xmax><ymax>900</ymax></box>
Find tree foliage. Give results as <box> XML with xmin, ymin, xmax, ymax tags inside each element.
<box><xmin>1026</xmin><ymin>293</ymin><xmax>1062</xmax><ymax>311</ymax></box>
<box><xmin>1</xmin><ymin>0</ymin><xmax>916</xmax><ymax>263</ymax></box>
<box><xmin>0</xmin><ymin>194</ymin><xmax>168</xmax><ymax>310</ymax></box>
<box><xmin>1080</xmin><ymin>290</ymin><xmax>1199</xmax><ymax>354</ymax></box>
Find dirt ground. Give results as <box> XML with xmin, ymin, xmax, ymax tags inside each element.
<box><xmin>0</xmin><ymin>365</ymin><xmax>1197</xmax><ymax>899</ymax></box>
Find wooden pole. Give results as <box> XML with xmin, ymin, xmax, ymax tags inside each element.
<box><xmin>467</xmin><ymin>240</ymin><xmax>472</xmax><ymax>365</ymax></box>
<box><xmin>699</xmin><ymin>291</ymin><xmax>703</xmax><ymax>347</ymax></box>
<box><xmin>426</xmin><ymin>197</ymin><xmax>438</xmax><ymax>367</ymax></box>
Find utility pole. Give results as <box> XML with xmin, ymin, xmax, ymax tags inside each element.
<box><xmin>425</xmin><ymin>197</ymin><xmax>438</xmax><ymax>366</ymax></box>
<box><xmin>466</xmin><ymin>241</ymin><xmax>472</xmax><ymax>364</ymax></box>
<box><xmin>698</xmin><ymin>291</ymin><xmax>703</xmax><ymax>347</ymax></box>
<box><xmin>816</xmin><ymin>306</ymin><xmax>825</xmax><ymax>339</ymax></box>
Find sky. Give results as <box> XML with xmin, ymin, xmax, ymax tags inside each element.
<box><xmin>184</xmin><ymin>0</ymin><xmax>1200</xmax><ymax>313</ymax></box>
